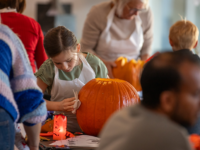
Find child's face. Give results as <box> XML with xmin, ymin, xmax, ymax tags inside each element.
<box><xmin>51</xmin><ymin>48</ymin><xmax>79</xmax><ymax>72</ymax></box>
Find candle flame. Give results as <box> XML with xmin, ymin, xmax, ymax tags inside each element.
<box><xmin>59</xmin><ymin>127</ymin><xmax>63</xmax><ymax>132</ymax></box>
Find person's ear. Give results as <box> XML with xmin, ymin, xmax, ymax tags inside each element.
<box><xmin>160</xmin><ymin>91</ymin><xmax>176</xmax><ymax>115</ymax></box>
<box><xmin>169</xmin><ymin>38</ymin><xmax>174</xmax><ymax>47</ymax></box>
<box><xmin>193</xmin><ymin>41</ymin><xmax>198</xmax><ymax>49</ymax></box>
<box><xmin>76</xmin><ymin>44</ymin><xmax>81</xmax><ymax>53</ymax></box>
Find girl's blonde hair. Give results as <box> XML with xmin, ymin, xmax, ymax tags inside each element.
<box><xmin>169</xmin><ymin>20</ymin><xmax>199</xmax><ymax>50</ymax></box>
<box><xmin>112</xmin><ymin>0</ymin><xmax>149</xmax><ymax>17</ymax></box>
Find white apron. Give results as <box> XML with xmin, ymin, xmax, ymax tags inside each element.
<box><xmin>51</xmin><ymin>54</ymin><xmax>96</xmax><ymax>133</ymax></box>
<box><xmin>96</xmin><ymin>5</ymin><xmax>144</xmax><ymax>61</ymax></box>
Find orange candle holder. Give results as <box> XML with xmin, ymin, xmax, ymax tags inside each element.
<box><xmin>53</xmin><ymin>114</ymin><xmax>67</xmax><ymax>140</ymax></box>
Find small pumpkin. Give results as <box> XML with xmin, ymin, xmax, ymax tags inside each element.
<box><xmin>112</xmin><ymin>57</ymin><xmax>145</xmax><ymax>91</ymax></box>
<box><xmin>41</xmin><ymin>119</ymin><xmax>54</xmax><ymax>133</ymax></box>
<box><xmin>76</xmin><ymin>78</ymin><xmax>140</xmax><ymax>136</ymax></box>
<box><xmin>190</xmin><ymin>134</ymin><xmax>200</xmax><ymax>150</ymax></box>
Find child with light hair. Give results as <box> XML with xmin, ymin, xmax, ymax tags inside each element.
<box><xmin>169</xmin><ymin>19</ymin><xmax>200</xmax><ymax>136</ymax></box>
<box><xmin>169</xmin><ymin>20</ymin><xmax>199</xmax><ymax>51</ymax></box>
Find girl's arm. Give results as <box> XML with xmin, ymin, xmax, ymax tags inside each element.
<box><xmin>37</xmin><ymin>78</ymin><xmax>75</xmax><ymax>112</ymax></box>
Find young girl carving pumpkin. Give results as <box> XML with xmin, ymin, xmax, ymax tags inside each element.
<box><xmin>35</xmin><ymin>26</ymin><xmax>108</xmax><ymax>133</ymax></box>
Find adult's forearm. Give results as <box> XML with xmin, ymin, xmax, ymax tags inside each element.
<box><xmin>24</xmin><ymin>123</ymin><xmax>41</xmax><ymax>149</ymax></box>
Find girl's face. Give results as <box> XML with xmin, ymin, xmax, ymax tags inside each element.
<box><xmin>51</xmin><ymin>44</ymin><xmax>81</xmax><ymax>72</ymax></box>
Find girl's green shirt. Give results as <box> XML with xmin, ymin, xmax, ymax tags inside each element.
<box><xmin>35</xmin><ymin>52</ymin><xmax>108</xmax><ymax>94</ymax></box>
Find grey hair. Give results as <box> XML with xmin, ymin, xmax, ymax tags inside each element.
<box><xmin>112</xmin><ymin>0</ymin><xmax>149</xmax><ymax>17</ymax></box>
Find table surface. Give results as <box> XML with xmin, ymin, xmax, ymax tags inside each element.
<box><xmin>39</xmin><ymin>137</ymin><xmax>97</xmax><ymax>150</ymax></box>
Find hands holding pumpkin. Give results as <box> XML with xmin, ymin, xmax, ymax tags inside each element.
<box><xmin>102</xmin><ymin>60</ymin><xmax>116</xmax><ymax>78</ymax></box>
<box><xmin>60</xmin><ymin>97</ymin><xmax>76</xmax><ymax>112</ymax></box>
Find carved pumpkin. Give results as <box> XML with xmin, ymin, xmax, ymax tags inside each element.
<box><xmin>112</xmin><ymin>57</ymin><xmax>145</xmax><ymax>91</ymax></box>
<box><xmin>76</xmin><ymin>78</ymin><xmax>140</xmax><ymax>136</ymax></box>
<box><xmin>41</xmin><ymin>119</ymin><xmax>54</xmax><ymax>133</ymax></box>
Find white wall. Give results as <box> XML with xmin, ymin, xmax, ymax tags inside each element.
<box><xmin>24</xmin><ymin>0</ymin><xmax>108</xmax><ymax>40</ymax></box>
<box><xmin>148</xmin><ymin>0</ymin><xmax>162</xmax><ymax>53</ymax></box>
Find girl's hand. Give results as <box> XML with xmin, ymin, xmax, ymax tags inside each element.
<box><xmin>103</xmin><ymin>60</ymin><xmax>116</xmax><ymax>78</ymax></box>
<box><xmin>60</xmin><ymin>97</ymin><xmax>76</xmax><ymax>112</ymax></box>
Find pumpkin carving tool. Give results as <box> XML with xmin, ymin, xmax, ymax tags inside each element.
<box><xmin>72</xmin><ymin>89</ymin><xmax>81</xmax><ymax>114</ymax></box>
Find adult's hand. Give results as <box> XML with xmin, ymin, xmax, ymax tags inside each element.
<box><xmin>60</xmin><ymin>97</ymin><xmax>75</xmax><ymax>112</ymax></box>
<box><xmin>103</xmin><ymin>60</ymin><xmax>116</xmax><ymax>78</ymax></box>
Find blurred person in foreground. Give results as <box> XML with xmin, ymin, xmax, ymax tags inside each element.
<box><xmin>97</xmin><ymin>50</ymin><xmax>200</xmax><ymax>150</ymax></box>
<box><xmin>0</xmin><ymin>24</ymin><xmax>47</xmax><ymax>150</ymax></box>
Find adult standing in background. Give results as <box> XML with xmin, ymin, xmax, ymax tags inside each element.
<box><xmin>0</xmin><ymin>0</ymin><xmax>48</xmax><ymax>73</ymax></box>
<box><xmin>81</xmin><ymin>0</ymin><xmax>153</xmax><ymax>78</ymax></box>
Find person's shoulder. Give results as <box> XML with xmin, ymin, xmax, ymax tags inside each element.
<box><xmin>101</xmin><ymin>103</ymin><xmax>188</xmax><ymax>137</ymax></box>
<box><xmin>98</xmin><ymin>105</ymin><xmax>142</xmax><ymax>150</ymax></box>
<box><xmin>85</xmin><ymin>52</ymin><xmax>102</xmax><ymax>65</ymax></box>
<box><xmin>93</xmin><ymin>1</ymin><xmax>111</xmax><ymax>9</ymax></box>
<box><xmin>16</xmin><ymin>13</ymin><xmax>41</xmax><ymax>31</ymax></box>
<box><xmin>88</xmin><ymin>2</ymin><xmax>111</xmax><ymax>20</ymax></box>
<box><xmin>35</xmin><ymin>58</ymin><xmax>55</xmax><ymax>86</ymax></box>
<box><xmin>99</xmin><ymin>104</ymin><xmax>191</xmax><ymax>150</ymax></box>
<box><xmin>139</xmin><ymin>7</ymin><xmax>153</xmax><ymax>23</ymax></box>
<box><xmin>35</xmin><ymin>58</ymin><xmax>54</xmax><ymax>75</ymax></box>
<box><xmin>100</xmin><ymin>104</ymin><xmax>140</xmax><ymax>134</ymax></box>
<box><xmin>40</xmin><ymin>58</ymin><xmax>54</xmax><ymax>68</ymax></box>
<box><xmin>15</xmin><ymin>13</ymin><xmax>37</xmax><ymax>23</ymax></box>
<box><xmin>139</xmin><ymin>6</ymin><xmax>153</xmax><ymax>17</ymax></box>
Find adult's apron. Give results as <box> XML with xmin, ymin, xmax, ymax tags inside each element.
<box><xmin>95</xmin><ymin>5</ymin><xmax>144</xmax><ymax>61</ymax></box>
<box><xmin>51</xmin><ymin>54</ymin><xmax>96</xmax><ymax>133</ymax></box>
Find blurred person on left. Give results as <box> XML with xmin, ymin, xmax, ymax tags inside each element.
<box><xmin>0</xmin><ymin>24</ymin><xmax>47</xmax><ymax>150</ymax></box>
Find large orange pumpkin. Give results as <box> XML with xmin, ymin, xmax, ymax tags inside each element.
<box><xmin>76</xmin><ymin>78</ymin><xmax>140</xmax><ymax>136</ymax></box>
<box><xmin>112</xmin><ymin>57</ymin><xmax>145</xmax><ymax>91</ymax></box>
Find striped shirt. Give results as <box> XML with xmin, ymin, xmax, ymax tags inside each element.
<box><xmin>0</xmin><ymin>24</ymin><xmax>47</xmax><ymax>125</ymax></box>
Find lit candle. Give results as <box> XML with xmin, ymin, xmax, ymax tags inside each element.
<box><xmin>53</xmin><ymin>114</ymin><xmax>67</xmax><ymax>140</ymax></box>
